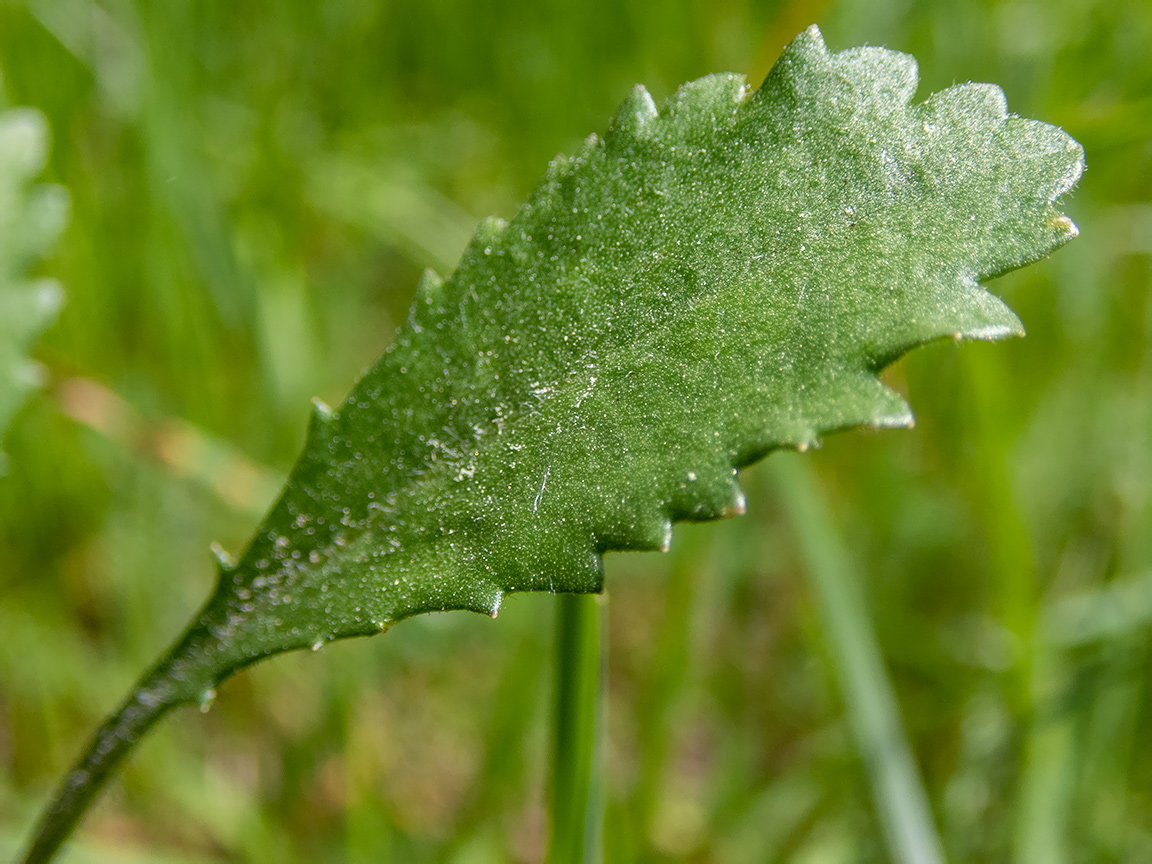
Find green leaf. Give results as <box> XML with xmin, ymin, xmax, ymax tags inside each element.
<box><xmin>0</xmin><ymin>107</ymin><xmax>69</xmax><ymax>467</ymax></box>
<box><xmin>22</xmin><ymin>25</ymin><xmax>1082</xmax><ymax>863</ymax></box>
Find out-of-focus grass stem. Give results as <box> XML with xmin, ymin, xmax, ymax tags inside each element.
<box><xmin>1013</xmin><ymin>624</ymin><xmax>1075</xmax><ymax>864</ymax></box>
<box><xmin>631</xmin><ymin>545</ymin><xmax>697</xmax><ymax>838</ymax></box>
<box><xmin>548</xmin><ymin>592</ymin><xmax>605</xmax><ymax>864</ymax></box>
<box><xmin>774</xmin><ymin>454</ymin><xmax>946</xmax><ymax>864</ymax></box>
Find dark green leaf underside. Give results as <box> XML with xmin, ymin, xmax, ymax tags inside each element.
<box><xmin>168</xmin><ymin>25</ymin><xmax>1083</xmax><ymax>688</ymax></box>
<box><xmin>65</xmin><ymin>25</ymin><xmax>1091</xmax><ymax>707</ymax></box>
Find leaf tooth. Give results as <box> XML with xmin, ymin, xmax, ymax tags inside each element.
<box><xmin>1049</xmin><ymin>213</ymin><xmax>1079</xmax><ymax>243</ymax></box>
<box><xmin>927</xmin><ymin>82</ymin><xmax>1008</xmax><ymax>122</ymax></box>
<box><xmin>585</xmin><ymin>551</ymin><xmax>606</xmax><ymax>593</ymax></box>
<box><xmin>753</xmin><ymin>24</ymin><xmax>827</xmax><ymax>101</ymax></box>
<box><xmin>306</xmin><ymin>397</ymin><xmax>335</xmax><ymax>443</ymax></box>
<box><xmin>1006</xmin><ymin>117</ymin><xmax>1086</xmax><ymax>204</ymax></box>
<box><xmin>795</xmin><ymin>372</ymin><xmax>914</xmax><ymax>436</ymax></box>
<box><xmin>852</xmin><ymin>376</ymin><xmax>913</xmax><ymax>429</ymax></box>
<box><xmin>598</xmin><ymin>513</ymin><xmax>674</xmax><ymax>553</ymax></box>
<box><xmin>670</xmin><ymin>467</ymin><xmax>747</xmax><ymax>522</ymax></box>
<box><xmin>577</xmin><ymin>132</ymin><xmax>603</xmax><ymax>160</ymax></box>
<box><xmin>662</xmin><ymin>73</ymin><xmax>747</xmax><ymax>127</ymax></box>
<box><xmin>606</xmin><ymin>84</ymin><xmax>658</xmax><ymax>143</ymax></box>
<box><xmin>577</xmin><ymin>548</ymin><xmax>607</xmax><ymax>594</ymax></box>
<box><xmin>727</xmin><ymin>488</ymin><xmax>748</xmax><ymax>517</ymax></box>
<box><xmin>399</xmin><ymin>571</ymin><xmax>508</xmax><ymax>618</ymax></box>
<box><xmin>761</xmin><ymin>26</ymin><xmax>919</xmax><ymax>117</ymax></box>
<box><xmin>415</xmin><ymin>268</ymin><xmax>443</xmax><ymax>304</ymax></box>
<box><xmin>464</xmin><ymin>215</ymin><xmax>509</xmax><ymax>260</ymax></box>
<box><xmin>792</xmin><ymin>23</ymin><xmax>827</xmax><ymax>57</ymax></box>
<box><xmin>486</xmin><ymin>525</ymin><xmax>603</xmax><ymax>595</ymax></box>
<box><xmin>533</xmin><ymin>548</ymin><xmax>604</xmax><ymax>596</ymax></box>
<box><xmin>311</xmin><ymin>397</ymin><xmax>334</xmax><ymax>420</ymax></box>
<box><xmin>937</xmin><ymin>284</ymin><xmax>1025</xmax><ymax>342</ymax></box>
<box><xmin>861</xmin><ymin>280</ymin><xmax>1024</xmax><ymax>371</ymax></box>
<box><xmin>210</xmin><ymin>542</ymin><xmax>237</xmax><ymax>573</ymax></box>
<box><xmin>831</xmin><ymin>33</ymin><xmax>929</xmax><ymax>111</ymax></box>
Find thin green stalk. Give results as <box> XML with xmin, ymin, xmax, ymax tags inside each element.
<box><xmin>1013</xmin><ymin>633</ymin><xmax>1075</xmax><ymax>864</ymax></box>
<box><xmin>18</xmin><ymin>634</ymin><xmax>215</xmax><ymax>864</ymax></box>
<box><xmin>441</xmin><ymin>611</ymin><xmax>548</xmax><ymax>858</ymax></box>
<box><xmin>632</xmin><ymin>550</ymin><xmax>696</xmax><ymax>835</ymax></box>
<box><xmin>773</xmin><ymin>454</ymin><xmax>946</xmax><ymax>864</ymax></box>
<box><xmin>20</xmin><ymin>697</ymin><xmax>175</xmax><ymax>864</ymax></box>
<box><xmin>20</xmin><ymin>592</ymin><xmax>247</xmax><ymax>864</ymax></box>
<box><xmin>548</xmin><ymin>592</ymin><xmax>605</xmax><ymax>864</ymax></box>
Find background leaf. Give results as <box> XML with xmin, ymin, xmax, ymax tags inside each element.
<box><xmin>0</xmin><ymin>105</ymin><xmax>67</xmax><ymax>467</ymax></box>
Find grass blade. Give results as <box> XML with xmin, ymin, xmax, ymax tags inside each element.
<box><xmin>773</xmin><ymin>454</ymin><xmax>946</xmax><ymax>864</ymax></box>
<box><xmin>548</xmin><ymin>593</ymin><xmax>605</xmax><ymax>864</ymax></box>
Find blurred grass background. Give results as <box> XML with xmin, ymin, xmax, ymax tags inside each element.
<box><xmin>1</xmin><ymin>0</ymin><xmax>1149</xmax><ymax>860</ymax></box>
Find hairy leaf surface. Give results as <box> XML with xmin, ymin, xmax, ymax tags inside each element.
<box><xmin>192</xmin><ymin>25</ymin><xmax>1081</xmax><ymax>669</ymax></box>
<box><xmin>0</xmin><ymin>107</ymin><xmax>68</xmax><ymax>465</ymax></box>
<box><xmin>24</xmin><ymin>26</ymin><xmax>1082</xmax><ymax>863</ymax></box>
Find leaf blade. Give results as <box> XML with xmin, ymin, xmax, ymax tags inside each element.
<box><xmin>199</xmin><ymin>24</ymin><xmax>1082</xmax><ymax>666</ymax></box>
<box><xmin>22</xmin><ymin>26</ymin><xmax>1084</xmax><ymax>862</ymax></box>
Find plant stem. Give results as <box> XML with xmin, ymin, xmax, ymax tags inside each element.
<box><xmin>21</xmin><ymin>681</ymin><xmax>180</xmax><ymax>863</ymax></box>
<box><xmin>631</xmin><ymin>549</ymin><xmax>696</xmax><ymax>834</ymax></box>
<box><xmin>774</xmin><ymin>454</ymin><xmax>946</xmax><ymax>864</ymax></box>
<box><xmin>19</xmin><ymin>627</ymin><xmax>219</xmax><ymax>864</ymax></box>
<box><xmin>548</xmin><ymin>592</ymin><xmax>605</xmax><ymax>864</ymax></box>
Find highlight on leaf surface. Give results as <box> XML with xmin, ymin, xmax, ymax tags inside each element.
<box><xmin>22</xmin><ymin>25</ymin><xmax>1083</xmax><ymax>864</ymax></box>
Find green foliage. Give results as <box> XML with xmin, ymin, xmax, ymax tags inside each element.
<box><xmin>0</xmin><ymin>105</ymin><xmax>67</xmax><ymax>466</ymax></box>
<box><xmin>182</xmin><ymin>25</ymin><xmax>1080</xmax><ymax>672</ymax></box>
<box><xmin>18</xmin><ymin>25</ymin><xmax>1082</xmax><ymax>863</ymax></box>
